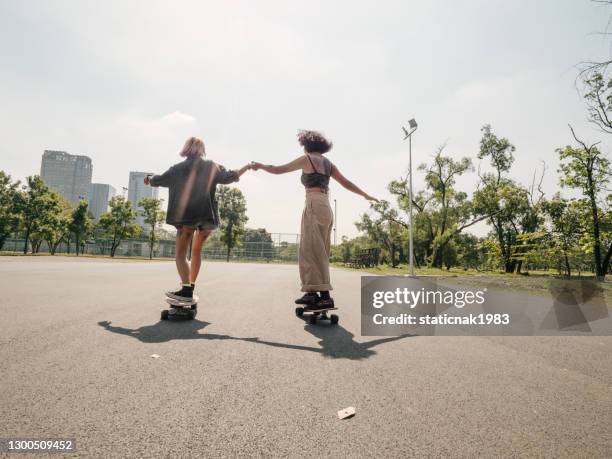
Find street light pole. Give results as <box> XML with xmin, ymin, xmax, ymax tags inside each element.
<box><xmin>402</xmin><ymin>118</ymin><xmax>418</xmax><ymax>277</ymax></box>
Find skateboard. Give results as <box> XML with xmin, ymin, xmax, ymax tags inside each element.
<box><xmin>161</xmin><ymin>295</ymin><xmax>199</xmax><ymax>321</ymax></box>
<box><xmin>295</xmin><ymin>306</ymin><xmax>339</xmax><ymax>325</ymax></box>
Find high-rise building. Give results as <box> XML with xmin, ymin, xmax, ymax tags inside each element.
<box><xmin>40</xmin><ymin>150</ymin><xmax>93</xmax><ymax>204</ymax></box>
<box><xmin>88</xmin><ymin>183</ymin><xmax>116</xmax><ymax>220</ymax></box>
<box><xmin>128</xmin><ymin>171</ymin><xmax>158</xmax><ymax>228</ymax></box>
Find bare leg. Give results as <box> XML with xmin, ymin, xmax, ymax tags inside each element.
<box><xmin>175</xmin><ymin>227</ymin><xmax>195</xmax><ymax>284</ymax></box>
<box><xmin>190</xmin><ymin>229</ymin><xmax>213</xmax><ymax>284</ymax></box>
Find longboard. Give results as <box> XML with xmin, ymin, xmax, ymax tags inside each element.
<box><xmin>161</xmin><ymin>295</ymin><xmax>199</xmax><ymax>321</ymax></box>
<box><xmin>165</xmin><ymin>295</ymin><xmax>199</xmax><ymax>307</ymax></box>
<box><xmin>295</xmin><ymin>306</ymin><xmax>339</xmax><ymax>325</ymax></box>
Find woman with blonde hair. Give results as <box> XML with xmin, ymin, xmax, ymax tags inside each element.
<box><xmin>145</xmin><ymin>136</ymin><xmax>251</xmax><ymax>301</ymax></box>
<box><xmin>251</xmin><ymin>130</ymin><xmax>378</xmax><ymax>310</ymax></box>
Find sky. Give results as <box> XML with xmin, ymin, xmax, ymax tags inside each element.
<box><xmin>1</xmin><ymin>0</ymin><xmax>611</xmax><ymax>239</ymax></box>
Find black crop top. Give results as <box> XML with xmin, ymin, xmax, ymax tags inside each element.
<box><xmin>301</xmin><ymin>154</ymin><xmax>331</xmax><ymax>190</ymax></box>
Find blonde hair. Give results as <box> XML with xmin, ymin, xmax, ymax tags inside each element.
<box><xmin>179</xmin><ymin>137</ymin><xmax>206</xmax><ymax>158</ymax></box>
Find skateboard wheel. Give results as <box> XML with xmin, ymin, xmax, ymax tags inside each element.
<box><xmin>188</xmin><ymin>309</ymin><xmax>196</xmax><ymax>320</ymax></box>
<box><xmin>295</xmin><ymin>307</ymin><xmax>304</xmax><ymax>317</ymax></box>
<box><xmin>161</xmin><ymin>310</ymin><xmax>169</xmax><ymax>321</ymax></box>
<box><xmin>330</xmin><ymin>314</ymin><xmax>339</xmax><ymax>325</ymax></box>
<box><xmin>308</xmin><ymin>315</ymin><xmax>317</xmax><ymax>325</ymax></box>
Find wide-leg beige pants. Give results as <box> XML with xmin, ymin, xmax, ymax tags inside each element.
<box><xmin>299</xmin><ymin>192</ymin><xmax>334</xmax><ymax>292</ymax></box>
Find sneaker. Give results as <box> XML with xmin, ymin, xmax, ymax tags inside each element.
<box><xmin>166</xmin><ymin>285</ymin><xmax>194</xmax><ymax>302</ymax></box>
<box><xmin>295</xmin><ymin>292</ymin><xmax>319</xmax><ymax>304</ymax></box>
<box><xmin>305</xmin><ymin>297</ymin><xmax>335</xmax><ymax>311</ymax></box>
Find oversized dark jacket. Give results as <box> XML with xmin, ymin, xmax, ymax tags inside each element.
<box><xmin>149</xmin><ymin>157</ymin><xmax>239</xmax><ymax>228</ymax></box>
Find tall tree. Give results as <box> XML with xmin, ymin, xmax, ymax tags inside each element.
<box><xmin>70</xmin><ymin>200</ymin><xmax>93</xmax><ymax>256</ymax></box>
<box><xmin>557</xmin><ymin>125</ymin><xmax>611</xmax><ymax>280</ymax></box>
<box><xmin>97</xmin><ymin>196</ymin><xmax>141</xmax><ymax>257</ymax></box>
<box><xmin>543</xmin><ymin>194</ymin><xmax>585</xmax><ymax>277</ymax></box>
<box><xmin>473</xmin><ymin>125</ymin><xmax>532</xmax><ymax>273</ymax></box>
<box><xmin>14</xmin><ymin>176</ymin><xmax>55</xmax><ymax>254</ymax></box>
<box><xmin>217</xmin><ymin>186</ymin><xmax>248</xmax><ymax>262</ymax></box>
<box><xmin>24</xmin><ymin>190</ymin><xmax>68</xmax><ymax>254</ymax></box>
<box><xmin>0</xmin><ymin>171</ymin><xmax>20</xmax><ymax>250</ymax></box>
<box><xmin>511</xmin><ymin>164</ymin><xmax>547</xmax><ymax>273</ymax></box>
<box><xmin>139</xmin><ymin>197</ymin><xmax>166</xmax><ymax>260</ymax></box>
<box><xmin>42</xmin><ymin>210</ymin><xmax>71</xmax><ymax>255</ymax></box>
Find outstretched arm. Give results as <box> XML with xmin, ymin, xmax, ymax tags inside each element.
<box><xmin>145</xmin><ymin>166</ymin><xmax>177</xmax><ymax>187</ymax></box>
<box><xmin>215</xmin><ymin>164</ymin><xmax>245</xmax><ymax>185</ymax></box>
<box><xmin>251</xmin><ymin>156</ymin><xmax>306</xmax><ymax>175</ymax></box>
<box><xmin>331</xmin><ymin>164</ymin><xmax>379</xmax><ymax>202</ymax></box>
<box><xmin>236</xmin><ymin>164</ymin><xmax>252</xmax><ymax>177</ymax></box>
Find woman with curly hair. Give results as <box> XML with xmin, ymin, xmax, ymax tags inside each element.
<box><xmin>251</xmin><ymin>130</ymin><xmax>378</xmax><ymax>310</ymax></box>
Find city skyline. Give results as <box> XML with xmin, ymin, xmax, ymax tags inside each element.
<box><xmin>38</xmin><ymin>149</ymin><xmax>157</xmax><ymax>228</ymax></box>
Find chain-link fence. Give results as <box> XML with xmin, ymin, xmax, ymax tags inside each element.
<box><xmin>1</xmin><ymin>233</ymin><xmax>300</xmax><ymax>263</ymax></box>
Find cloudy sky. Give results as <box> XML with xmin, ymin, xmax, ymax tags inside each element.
<box><xmin>1</xmin><ymin>0</ymin><xmax>610</xmax><ymax>238</ymax></box>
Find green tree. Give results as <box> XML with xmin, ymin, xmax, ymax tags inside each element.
<box><xmin>0</xmin><ymin>171</ymin><xmax>20</xmax><ymax>250</ymax></box>
<box><xmin>42</xmin><ymin>202</ymin><xmax>71</xmax><ymax>255</ymax></box>
<box><xmin>26</xmin><ymin>191</ymin><xmax>69</xmax><ymax>254</ymax></box>
<box><xmin>217</xmin><ymin>186</ymin><xmax>248</xmax><ymax>262</ymax></box>
<box><xmin>70</xmin><ymin>200</ymin><xmax>93</xmax><ymax>256</ymax></box>
<box><xmin>454</xmin><ymin>233</ymin><xmax>485</xmax><ymax>271</ymax></box>
<box><xmin>30</xmin><ymin>190</ymin><xmax>62</xmax><ymax>253</ymax></box>
<box><xmin>356</xmin><ymin>201</ymin><xmax>405</xmax><ymax>267</ymax></box>
<box><xmin>14</xmin><ymin>176</ymin><xmax>56</xmax><ymax>254</ymax></box>
<box><xmin>542</xmin><ymin>194</ymin><xmax>585</xmax><ymax>277</ymax></box>
<box><xmin>242</xmin><ymin>228</ymin><xmax>274</xmax><ymax>259</ymax></box>
<box><xmin>473</xmin><ymin>125</ymin><xmax>532</xmax><ymax>273</ymax></box>
<box><xmin>29</xmin><ymin>228</ymin><xmax>45</xmax><ymax>253</ymax></box>
<box><xmin>557</xmin><ymin>125</ymin><xmax>612</xmax><ymax>279</ymax></box>
<box><xmin>139</xmin><ymin>197</ymin><xmax>166</xmax><ymax>260</ymax></box>
<box><xmin>331</xmin><ymin>235</ymin><xmax>372</xmax><ymax>265</ymax></box>
<box><xmin>374</xmin><ymin>145</ymin><xmax>486</xmax><ymax>268</ymax></box>
<box><xmin>332</xmin><ymin>236</ymin><xmax>354</xmax><ymax>264</ymax></box>
<box><xmin>509</xmin><ymin>165</ymin><xmax>547</xmax><ymax>273</ymax></box>
<box><xmin>98</xmin><ymin>196</ymin><xmax>141</xmax><ymax>257</ymax></box>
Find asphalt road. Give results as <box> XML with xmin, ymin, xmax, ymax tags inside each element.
<box><xmin>1</xmin><ymin>257</ymin><xmax>611</xmax><ymax>458</ymax></box>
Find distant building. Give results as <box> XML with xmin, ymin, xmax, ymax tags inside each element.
<box><xmin>88</xmin><ymin>183</ymin><xmax>116</xmax><ymax>220</ymax></box>
<box><xmin>128</xmin><ymin>171</ymin><xmax>158</xmax><ymax>228</ymax></box>
<box><xmin>40</xmin><ymin>150</ymin><xmax>93</xmax><ymax>204</ymax></box>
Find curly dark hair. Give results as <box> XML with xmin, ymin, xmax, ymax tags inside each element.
<box><xmin>297</xmin><ymin>130</ymin><xmax>333</xmax><ymax>154</ymax></box>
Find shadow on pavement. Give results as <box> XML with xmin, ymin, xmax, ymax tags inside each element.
<box><xmin>297</xmin><ymin>316</ymin><xmax>416</xmax><ymax>359</ymax></box>
<box><xmin>97</xmin><ymin>319</ymin><xmax>416</xmax><ymax>360</ymax></box>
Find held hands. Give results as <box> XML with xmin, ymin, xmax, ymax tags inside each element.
<box><xmin>237</xmin><ymin>162</ymin><xmax>261</xmax><ymax>176</ymax></box>
<box><xmin>143</xmin><ymin>175</ymin><xmax>151</xmax><ymax>185</ymax></box>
